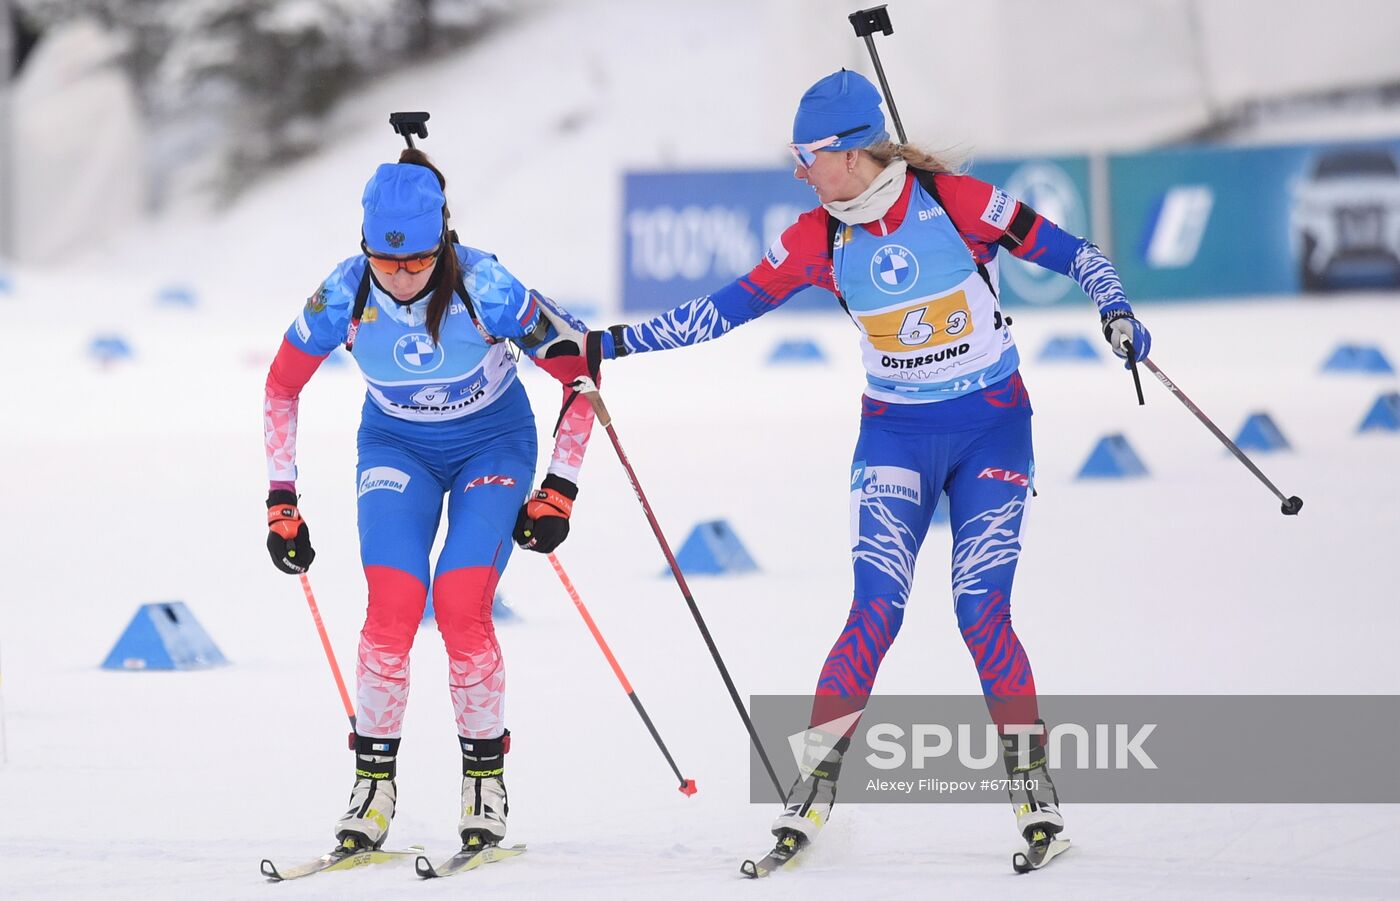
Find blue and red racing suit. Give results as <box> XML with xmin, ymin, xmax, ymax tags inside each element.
<box><xmin>264</xmin><ymin>245</ymin><xmax>596</xmax><ymax>739</ymax></box>
<box><xmin>605</xmin><ymin>170</ymin><xmax>1136</xmax><ymax>736</ymax></box>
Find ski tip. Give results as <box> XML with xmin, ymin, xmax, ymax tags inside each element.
<box><xmin>259</xmin><ymin>860</ymin><xmax>282</xmax><ymax>881</ymax></box>
<box><xmin>739</xmin><ymin>859</ymin><xmax>760</xmax><ymax>879</ymax></box>
<box><xmin>414</xmin><ymin>855</ymin><xmax>437</xmax><ymax>879</ymax></box>
<box><xmin>1011</xmin><ymin>851</ymin><xmax>1031</xmax><ymax>874</ymax></box>
<box><xmin>679</xmin><ymin>778</ymin><xmax>698</xmax><ymax>797</ymax></box>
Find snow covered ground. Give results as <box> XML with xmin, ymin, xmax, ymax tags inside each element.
<box><xmin>1</xmin><ymin>280</ymin><xmax>1396</xmax><ymax>899</ymax></box>
<box><xmin>2</xmin><ymin>1</ymin><xmax>1399</xmax><ymax>898</ymax></box>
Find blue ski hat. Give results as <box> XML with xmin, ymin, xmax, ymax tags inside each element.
<box><xmin>792</xmin><ymin>69</ymin><xmax>889</xmax><ymax>150</ymax></box>
<box><xmin>361</xmin><ymin>163</ymin><xmax>446</xmax><ymax>255</ymax></box>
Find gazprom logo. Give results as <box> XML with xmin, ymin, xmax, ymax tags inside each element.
<box><xmin>870</xmin><ymin>244</ymin><xmax>919</xmax><ymax>295</ymax></box>
<box><xmin>393</xmin><ymin>332</ymin><xmax>444</xmax><ymax>374</ymax></box>
<box><xmin>1141</xmin><ymin>185</ymin><xmax>1214</xmax><ymax>269</ymax></box>
<box><xmin>857</xmin><ymin>465</ymin><xmax>922</xmax><ymax>504</ymax></box>
<box><xmin>359</xmin><ymin>466</ymin><xmax>411</xmax><ymax>497</ymax></box>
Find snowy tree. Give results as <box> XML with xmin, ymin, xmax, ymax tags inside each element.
<box><xmin>15</xmin><ymin>0</ymin><xmax>510</xmax><ymax>204</ymax></box>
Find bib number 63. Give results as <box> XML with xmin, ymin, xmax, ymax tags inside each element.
<box><xmin>898</xmin><ymin>306</ymin><xmax>969</xmax><ymax>347</ymax></box>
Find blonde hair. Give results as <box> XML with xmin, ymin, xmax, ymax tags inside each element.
<box><xmin>864</xmin><ymin>140</ymin><xmax>965</xmax><ymax>175</ymax></box>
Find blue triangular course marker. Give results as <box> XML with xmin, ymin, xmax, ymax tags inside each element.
<box><xmin>1037</xmin><ymin>334</ymin><xmax>1099</xmax><ymax>362</ymax></box>
<box><xmin>422</xmin><ymin>591</ymin><xmax>516</xmax><ymax>623</ymax></box>
<box><xmin>1233</xmin><ymin>412</ymin><xmax>1291</xmax><ymax>452</ymax></box>
<box><xmin>1076</xmin><ymin>434</ymin><xmax>1148</xmax><ymax>479</ymax></box>
<box><xmin>768</xmin><ymin>338</ymin><xmax>827</xmax><ymax>364</ymax></box>
<box><xmin>1321</xmin><ymin>344</ymin><xmax>1395</xmax><ymax>374</ymax></box>
<box><xmin>101</xmin><ymin>602</ymin><xmax>228</xmax><ymax>670</ymax></box>
<box><xmin>156</xmin><ymin>285</ymin><xmax>198</xmax><ymax>307</ymax></box>
<box><xmin>492</xmin><ymin>594</ymin><xmax>518</xmax><ymax>622</ymax></box>
<box><xmin>89</xmin><ymin>334</ymin><xmax>133</xmax><ymax>364</ymax></box>
<box><xmin>669</xmin><ymin>519</ymin><xmax>759</xmax><ymax>575</ymax></box>
<box><xmin>1358</xmin><ymin>391</ymin><xmax>1400</xmax><ymax>433</ymax></box>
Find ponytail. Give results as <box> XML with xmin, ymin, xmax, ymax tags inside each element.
<box><xmin>398</xmin><ymin>148</ymin><xmax>461</xmax><ymax>345</ymax></box>
<box><xmin>864</xmin><ymin>140</ymin><xmax>965</xmax><ymax>175</ymax></box>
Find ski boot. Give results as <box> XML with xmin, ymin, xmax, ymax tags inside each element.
<box><xmin>1001</xmin><ymin>726</ymin><xmax>1069</xmax><ymax>872</ymax></box>
<box><xmin>334</xmin><ymin>734</ymin><xmax>400</xmax><ymax>851</ymax></box>
<box><xmin>458</xmin><ymin>731</ymin><xmax>509</xmax><ymax>848</ymax></box>
<box><xmin>769</xmin><ymin>734</ymin><xmax>849</xmax><ymax>853</ymax></box>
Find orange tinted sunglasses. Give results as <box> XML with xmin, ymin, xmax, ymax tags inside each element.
<box><xmin>363</xmin><ymin>244</ymin><xmax>440</xmax><ymax>275</ymax></box>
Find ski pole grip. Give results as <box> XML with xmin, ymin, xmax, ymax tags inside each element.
<box><xmin>572</xmin><ymin>377</ymin><xmax>612</xmax><ymax>428</ymax></box>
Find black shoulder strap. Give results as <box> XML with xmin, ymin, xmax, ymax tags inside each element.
<box><xmin>447</xmin><ymin>236</ymin><xmax>499</xmax><ymax>346</ymax></box>
<box><xmin>454</xmin><ymin>272</ymin><xmax>498</xmax><ymax>346</ymax></box>
<box><xmin>344</xmin><ymin>264</ymin><xmax>373</xmax><ymax>351</ymax></box>
<box><xmin>824</xmin><ymin>212</ymin><xmax>851</xmax><ymax>315</ymax></box>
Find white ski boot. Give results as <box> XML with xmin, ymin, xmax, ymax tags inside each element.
<box><xmin>458</xmin><ymin>731</ymin><xmax>509</xmax><ymax>845</ymax></box>
<box><xmin>334</xmin><ymin>735</ymin><xmax>400</xmax><ymax>850</ymax></box>
<box><xmin>770</xmin><ymin>734</ymin><xmax>848</xmax><ymax>846</ymax></box>
<box><xmin>1000</xmin><ymin>728</ymin><xmax>1065</xmax><ymax>841</ymax></box>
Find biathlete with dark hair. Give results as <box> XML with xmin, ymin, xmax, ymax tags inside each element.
<box><xmin>543</xmin><ymin>69</ymin><xmax>1152</xmax><ymax>868</ymax></box>
<box><xmin>262</xmin><ymin>146</ymin><xmax>597</xmax><ymax>855</ymax></box>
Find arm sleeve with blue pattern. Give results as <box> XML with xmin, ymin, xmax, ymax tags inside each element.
<box><xmin>617</xmin><ymin>274</ymin><xmax>791</xmax><ymax>355</ymax></box>
<box><xmin>1066</xmin><ymin>242</ymin><xmax>1132</xmax><ymax>316</ymax></box>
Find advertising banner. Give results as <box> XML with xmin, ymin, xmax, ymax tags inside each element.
<box><xmin>962</xmin><ymin>156</ymin><xmax>1094</xmax><ymax>309</ymax></box>
<box><xmin>621</xmin><ymin>169</ymin><xmax>830</xmax><ymax>314</ymax></box>
<box><xmin>1110</xmin><ymin>139</ymin><xmax>1400</xmax><ymax>300</ymax></box>
<box><xmin>621</xmin><ymin>137</ymin><xmax>1400</xmax><ymax>312</ymax></box>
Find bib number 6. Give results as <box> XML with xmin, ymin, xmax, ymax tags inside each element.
<box><xmin>898</xmin><ymin>307</ymin><xmax>935</xmax><ymax>347</ymax></box>
<box><xmin>410</xmin><ymin>385</ymin><xmax>451</xmax><ymax>406</ymax></box>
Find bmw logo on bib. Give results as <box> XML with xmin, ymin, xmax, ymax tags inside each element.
<box><xmin>394</xmin><ymin>333</ymin><xmax>445</xmax><ymax>374</ymax></box>
<box><xmin>871</xmin><ymin>244</ymin><xmax>918</xmax><ymax>295</ymax></box>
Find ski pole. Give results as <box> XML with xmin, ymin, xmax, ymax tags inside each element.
<box><xmin>849</xmin><ymin>5</ymin><xmax>908</xmax><ymax>143</ymax></box>
<box><xmin>297</xmin><ymin>573</ymin><xmax>358</xmax><ymax>733</ymax></box>
<box><xmin>1125</xmin><ymin>342</ymin><xmax>1146</xmax><ymax>406</ymax></box>
<box><xmin>548</xmin><ymin>553</ymin><xmax>697</xmax><ymax>797</ymax></box>
<box><xmin>571</xmin><ymin>377</ymin><xmax>786</xmax><ymax>799</ymax></box>
<box><xmin>1143</xmin><ymin>359</ymin><xmax>1304</xmax><ymax>516</ymax></box>
<box><xmin>1105</xmin><ymin>331</ymin><xmax>1146</xmax><ymax>405</ymax></box>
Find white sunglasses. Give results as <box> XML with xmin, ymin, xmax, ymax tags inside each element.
<box><xmin>788</xmin><ymin>124</ymin><xmax>872</xmax><ymax>167</ymax></box>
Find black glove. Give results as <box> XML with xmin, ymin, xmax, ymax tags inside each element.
<box><xmin>512</xmin><ymin>474</ymin><xmax>577</xmax><ymax>554</ymax></box>
<box><xmin>266</xmin><ymin>489</ymin><xmax>315</xmax><ymax>574</ymax></box>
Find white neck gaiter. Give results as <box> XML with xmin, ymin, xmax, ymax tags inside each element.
<box><xmin>822</xmin><ymin>159</ymin><xmax>908</xmax><ymax>226</ymax></box>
